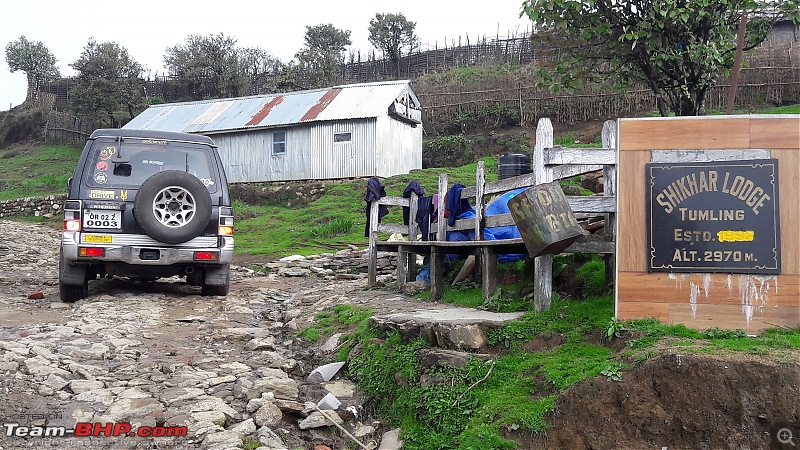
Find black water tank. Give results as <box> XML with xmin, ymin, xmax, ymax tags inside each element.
<box><xmin>498</xmin><ymin>153</ymin><xmax>532</xmax><ymax>180</ymax></box>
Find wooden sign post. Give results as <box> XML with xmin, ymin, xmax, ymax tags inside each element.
<box><xmin>615</xmin><ymin>115</ymin><xmax>799</xmax><ymax>333</ymax></box>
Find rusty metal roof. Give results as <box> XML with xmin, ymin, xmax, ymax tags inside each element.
<box><xmin>124</xmin><ymin>80</ymin><xmax>420</xmax><ymax>134</ymax></box>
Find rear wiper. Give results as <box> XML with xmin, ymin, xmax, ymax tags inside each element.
<box><xmin>111</xmin><ymin>136</ymin><xmax>129</xmax><ymax>163</ymax></box>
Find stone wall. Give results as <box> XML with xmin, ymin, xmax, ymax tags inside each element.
<box><xmin>0</xmin><ymin>195</ymin><xmax>65</xmax><ymax>218</ymax></box>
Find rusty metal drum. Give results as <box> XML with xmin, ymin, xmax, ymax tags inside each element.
<box><xmin>508</xmin><ymin>181</ymin><xmax>584</xmax><ymax>257</ymax></box>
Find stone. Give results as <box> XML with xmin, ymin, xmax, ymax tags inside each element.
<box><xmin>160</xmin><ymin>387</ymin><xmax>205</xmax><ymax>405</ymax></box>
<box><xmin>43</xmin><ymin>374</ymin><xmax>69</xmax><ymax>391</ymax></box>
<box><xmin>256</xmin><ymin>426</ymin><xmax>288</xmax><ymax>449</ymax></box>
<box><xmin>104</xmin><ymin>398</ymin><xmax>163</xmax><ymax>422</ymax></box>
<box><xmin>37</xmin><ymin>385</ymin><xmax>55</xmax><ymax>396</ymax></box>
<box><xmin>319</xmin><ymin>333</ymin><xmax>342</xmax><ymax>354</ymax></box>
<box><xmin>24</xmin><ymin>356</ymin><xmax>70</xmax><ymax>377</ymax></box>
<box><xmin>203</xmin><ymin>430</ymin><xmax>242</xmax><ymax>449</ymax></box>
<box><xmin>189</xmin><ymin>396</ymin><xmax>240</xmax><ymax>420</ymax></box>
<box><xmin>253</xmin><ymin>402</ymin><xmax>282</xmax><ymax>427</ymax></box>
<box><xmin>27</xmin><ymin>291</ymin><xmax>44</xmax><ymax>299</ymax></box>
<box><xmin>191</xmin><ymin>410</ymin><xmax>226</xmax><ymax>424</ymax></box>
<box><xmin>273</xmin><ymin>398</ymin><xmax>306</xmax><ymax>414</ymax></box>
<box><xmin>69</xmin><ymin>380</ymin><xmax>104</xmax><ymax>394</ymax></box>
<box><xmin>219</xmin><ymin>362</ymin><xmax>252</xmax><ymax>375</ymax></box>
<box><xmin>229</xmin><ymin>418</ymin><xmax>257</xmax><ymax>438</ymax></box>
<box><xmin>73</xmin><ymin>388</ymin><xmax>115</xmax><ymax>407</ymax></box>
<box><xmin>401</xmin><ymin>281</ymin><xmax>429</xmax><ymax>295</ymax></box>
<box><xmin>354</xmin><ymin>423</ymin><xmax>376</xmax><ymax>438</ymax></box>
<box><xmin>245</xmin><ymin>337</ymin><xmax>276</xmax><ymax>351</ymax></box>
<box><xmin>242</xmin><ymin>370</ymin><xmax>298</xmax><ymax>400</ymax></box>
<box><xmin>322</xmin><ymin>380</ymin><xmax>357</xmax><ymax>398</ymax></box>
<box><xmin>417</xmin><ymin>348</ymin><xmax>489</xmax><ymax>369</ymax></box>
<box><xmin>209</xmin><ymin>375</ymin><xmax>237</xmax><ymax>386</ymax></box>
<box><xmin>297</xmin><ymin>410</ymin><xmax>343</xmax><ymax>430</ymax></box>
<box><xmin>278</xmin><ymin>267</ymin><xmax>310</xmax><ymax>277</ymax></box>
<box><xmin>307</xmin><ymin>361</ymin><xmax>345</xmax><ymax>383</ymax></box>
<box><xmin>378</xmin><ymin>428</ymin><xmax>403</xmax><ymax>450</ymax></box>
<box><xmin>435</xmin><ymin>324</ymin><xmax>487</xmax><ymax>350</ymax></box>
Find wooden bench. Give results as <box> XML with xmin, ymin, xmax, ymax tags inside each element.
<box><xmin>367</xmin><ymin>118</ymin><xmax>618</xmax><ymax>311</ymax></box>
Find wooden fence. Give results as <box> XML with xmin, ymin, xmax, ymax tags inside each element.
<box><xmin>44</xmin><ymin>110</ymin><xmax>96</xmax><ymax>145</ymax></box>
<box><xmin>368</xmin><ymin>118</ymin><xmax>617</xmax><ymax>310</ymax></box>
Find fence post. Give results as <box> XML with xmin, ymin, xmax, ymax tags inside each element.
<box><xmin>367</xmin><ymin>200</ymin><xmax>380</xmax><ymax>288</ymax></box>
<box><xmin>533</xmin><ymin>118</ymin><xmax>554</xmax><ymax>311</ymax></box>
<box><xmin>431</xmin><ymin>173</ymin><xmax>448</xmax><ymax>301</ymax></box>
<box><xmin>602</xmin><ymin>120</ymin><xmax>618</xmax><ymax>287</ymax></box>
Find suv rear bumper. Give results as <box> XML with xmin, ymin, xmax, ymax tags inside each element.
<box><xmin>62</xmin><ymin>231</ymin><xmax>233</xmax><ymax>265</ymax></box>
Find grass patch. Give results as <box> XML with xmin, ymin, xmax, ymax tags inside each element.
<box><xmin>0</xmin><ymin>145</ymin><xmax>81</xmax><ymax>200</ymax></box>
<box><xmin>296</xmin><ymin>304</ymin><xmax>374</xmax><ymax>358</ymax></box>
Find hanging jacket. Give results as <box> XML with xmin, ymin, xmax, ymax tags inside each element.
<box><xmin>446</xmin><ymin>183</ymin><xmax>474</xmax><ymax>227</ymax></box>
<box><xmin>364</xmin><ymin>177</ymin><xmax>389</xmax><ymax>237</ymax></box>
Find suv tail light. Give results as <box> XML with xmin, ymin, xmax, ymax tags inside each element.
<box><xmin>79</xmin><ymin>247</ymin><xmax>105</xmax><ymax>257</ymax></box>
<box><xmin>63</xmin><ymin>201</ymin><xmax>82</xmax><ymax>231</ymax></box>
<box><xmin>218</xmin><ymin>209</ymin><xmax>234</xmax><ymax>236</ymax></box>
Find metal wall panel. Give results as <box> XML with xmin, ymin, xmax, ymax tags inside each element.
<box><xmin>375</xmin><ymin>115</ymin><xmax>423</xmax><ymax>178</ymax></box>
<box><xmin>213</xmin><ymin>119</ymin><xmax>378</xmax><ymax>182</ymax></box>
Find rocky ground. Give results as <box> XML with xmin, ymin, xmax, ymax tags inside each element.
<box><xmin>0</xmin><ymin>220</ymin><xmax>435</xmax><ymax>450</ymax></box>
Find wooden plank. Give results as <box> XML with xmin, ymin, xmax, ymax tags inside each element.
<box><xmin>475</xmin><ymin>160</ymin><xmax>485</xmax><ymax>240</ymax></box>
<box><xmin>602</xmin><ymin>119</ymin><xmax>617</xmax><ymax>285</ymax></box>
<box><xmin>408</xmin><ymin>194</ymin><xmax>419</xmax><ymax>241</ymax></box>
<box><xmin>669</xmin><ymin>304</ymin><xmax>799</xmax><ymax>333</ymax></box>
<box><xmin>545</xmin><ymin>147</ymin><xmax>616</xmax><ymax>165</ymax></box>
<box><xmin>377</xmin><ymin>197</ymin><xmax>409</xmax><ymax>207</ymax></box>
<box><xmin>617</xmin><ymin>301</ymin><xmax>670</xmax><ymax>321</ymax></box>
<box><xmin>567</xmin><ymin>196</ymin><xmax>616</xmax><ymax>213</ymax></box>
<box><xmin>618</xmin><ymin>117</ymin><xmax>751</xmax><ymax>151</ymax></box>
<box><xmin>552</xmin><ymin>164</ymin><xmax>604</xmax><ymax>180</ymax></box>
<box><xmin>368</xmin><ymin>201</ymin><xmax>379</xmax><ymax>287</ymax></box>
<box><xmin>482</xmin><ymin>247</ymin><xmax>498</xmax><ymax>299</ymax></box>
<box><xmin>376</xmin><ymin>223</ymin><xmax>409</xmax><ymax>234</ymax></box>
<box><xmin>397</xmin><ymin>251</ymin><xmax>409</xmax><ymax>288</ymax></box>
<box><xmin>437</xmin><ymin>174</ymin><xmax>447</xmax><ymax>242</ymax></box>
<box><xmin>751</xmin><ymin>117</ymin><xmax>800</xmax><ymax>149</ymax></box>
<box><xmin>773</xmin><ymin>148</ymin><xmax>800</xmax><ymax>275</ymax></box>
<box><xmin>650</xmin><ymin>149</ymin><xmax>771</xmax><ymax>163</ymax></box>
<box><xmin>484</xmin><ymin>173</ymin><xmax>536</xmax><ymax>195</ymax></box>
<box><xmin>533</xmin><ymin>117</ymin><xmax>554</xmax><ymax>311</ymax></box>
<box><xmin>447</xmin><ymin>218</ymin><xmax>477</xmax><ymax>232</ymax></box>
<box><xmin>616</xmin><ymin>150</ymin><xmax>650</xmax><ymax>272</ymax></box>
<box><xmin>617</xmin><ymin>272</ymin><xmax>799</xmax><ymax>307</ymax></box>
<box><xmin>430</xmin><ymin>248</ymin><xmax>445</xmax><ymax>301</ymax></box>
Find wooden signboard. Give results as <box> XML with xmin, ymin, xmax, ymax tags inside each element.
<box><xmin>616</xmin><ymin>116</ymin><xmax>799</xmax><ymax>333</ymax></box>
<box><xmin>646</xmin><ymin>159</ymin><xmax>780</xmax><ymax>274</ymax></box>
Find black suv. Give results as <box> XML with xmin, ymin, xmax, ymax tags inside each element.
<box><xmin>59</xmin><ymin>129</ymin><xmax>234</xmax><ymax>302</ymax></box>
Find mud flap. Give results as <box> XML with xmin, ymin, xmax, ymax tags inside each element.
<box><xmin>204</xmin><ymin>264</ymin><xmax>230</xmax><ymax>286</ymax></box>
<box><xmin>59</xmin><ymin>251</ymin><xmax>87</xmax><ymax>285</ymax></box>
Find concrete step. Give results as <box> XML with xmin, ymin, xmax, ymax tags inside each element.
<box><xmin>369</xmin><ymin>307</ymin><xmax>524</xmax><ymax>351</ymax></box>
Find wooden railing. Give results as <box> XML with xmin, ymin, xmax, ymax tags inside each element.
<box><xmin>367</xmin><ymin>117</ymin><xmax>617</xmax><ymax>310</ymax></box>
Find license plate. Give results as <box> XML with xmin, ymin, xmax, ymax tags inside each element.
<box><xmin>84</xmin><ymin>210</ymin><xmax>121</xmax><ymax>229</ymax></box>
<box><xmin>84</xmin><ymin>234</ymin><xmax>112</xmax><ymax>243</ymax></box>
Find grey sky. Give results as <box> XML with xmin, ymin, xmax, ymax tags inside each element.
<box><xmin>1</xmin><ymin>0</ymin><xmax>532</xmax><ymax>111</ymax></box>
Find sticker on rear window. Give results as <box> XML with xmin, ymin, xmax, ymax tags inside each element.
<box><xmin>100</xmin><ymin>147</ymin><xmax>116</xmax><ymax>160</ymax></box>
<box><xmin>94</xmin><ymin>172</ymin><xmax>108</xmax><ymax>184</ymax></box>
<box><xmin>96</xmin><ymin>161</ymin><xmax>109</xmax><ymax>171</ymax></box>
<box><xmin>89</xmin><ymin>190</ymin><xmax>115</xmax><ymax>199</ymax></box>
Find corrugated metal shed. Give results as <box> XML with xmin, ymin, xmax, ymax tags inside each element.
<box><xmin>124</xmin><ymin>80</ymin><xmax>420</xmax><ymax>135</ymax></box>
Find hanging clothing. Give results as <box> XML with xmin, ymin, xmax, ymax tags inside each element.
<box><xmin>402</xmin><ymin>180</ymin><xmax>433</xmax><ymax>241</ymax></box>
<box><xmin>401</xmin><ymin>180</ymin><xmax>424</xmax><ymax>226</ymax></box>
<box><xmin>364</xmin><ymin>177</ymin><xmax>389</xmax><ymax>237</ymax></box>
<box><xmin>446</xmin><ymin>183</ymin><xmax>474</xmax><ymax>227</ymax></box>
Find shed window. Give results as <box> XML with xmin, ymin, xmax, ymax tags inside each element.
<box><xmin>272</xmin><ymin>130</ymin><xmax>286</xmax><ymax>155</ymax></box>
<box><xmin>334</xmin><ymin>131</ymin><xmax>352</xmax><ymax>143</ymax></box>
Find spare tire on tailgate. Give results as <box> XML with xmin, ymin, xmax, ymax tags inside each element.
<box><xmin>134</xmin><ymin>171</ymin><xmax>212</xmax><ymax>244</ymax></box>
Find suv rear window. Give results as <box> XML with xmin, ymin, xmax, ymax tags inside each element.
<box><xmin>86</xmin><ymin>138</ymin><xmax>218</xmax><ymax>193</ymax></box>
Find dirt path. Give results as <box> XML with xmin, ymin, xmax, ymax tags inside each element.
<box><xmin>0</xmin><ymin>220</ymin><xmax>436</xmax><ymax>450</ymax></box>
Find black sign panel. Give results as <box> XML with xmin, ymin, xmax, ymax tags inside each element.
<box><xmin>646</xmin><ymin>159</ymin><xmax>780</xmax><ymax>274</ymax></box>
